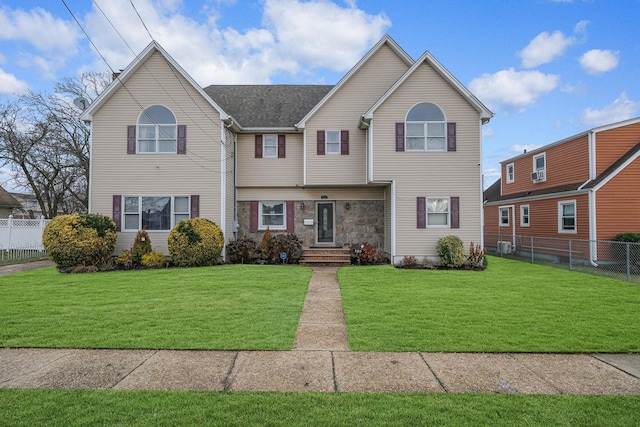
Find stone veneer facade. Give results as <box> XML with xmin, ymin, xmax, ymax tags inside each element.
<box><xmin>236</xmin><ymin>200</ymin><xmax>384</xmax><ymax>249</ymax></box>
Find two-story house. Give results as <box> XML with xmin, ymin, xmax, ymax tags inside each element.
<box><xmin>484</xmin><ymin>117</ymin><xmax>640</xmax><ymax>261</ymax></box>
<box><xmin>81</xmin><ymin>35</ymin><xmax>492</xmax><ymax>264</ymax></box>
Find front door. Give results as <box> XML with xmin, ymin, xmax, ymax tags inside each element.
<box><xmin>316</xmin><ymin>202</ymin><xmax>335</xmax><ymax>245</ymax></box>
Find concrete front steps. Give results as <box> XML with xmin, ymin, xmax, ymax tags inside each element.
<box><xmin>299</xmin><ymin>246</ymin><xmax>351</xmax><ymax>266</ymax></box>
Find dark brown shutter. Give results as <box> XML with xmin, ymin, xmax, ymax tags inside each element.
<box><xmin>447</xmin><ymin>122</ymin><xmax>456</xmax><ymax>152</ymax></box>
<box><xmin>250</xmin><ymin>201</ymin><xmax>259</xmax><ymax>232</ymax></box>
<box><xmin>112</xmin><ymin>195</ymin><xmax>122</xmax><ymax>231</ymax></box>
<box><xmin>317</xmin><ymin>130</ymin><xmax>325</xmax><ymax>155</ymax></box>
<box><xmin>417</xmin><ymin>197</ymin><xmax>426</xmax><ymax>229</ymax></box>
<box><xmin>255</xmin><ymin>135</ymin><xmax>263</xmax><ymax>158</ymax></box>
<box><xmin>190</xmin><ymin>195</ymin><xmax>199</xmax><ymax>218</ymax></box>
<box><xmin>340</xmin><ymin>130</ymin><xmax>349</xmax><ymax>155</ymax></box>
<box><xmin>278</xmin><ymin>134</ymin><xmax>286</xmax><ymax>158</ymax></box>
<box><xmin>451</xmin><ymin>196</ymin><xmax>460</xmax><ymax>228</ymax></box>
<box><xmin>177</xmin><ymin>125</ymin><xmax>187</xmax><ymax>154</ymax></box>
<box><xmin>286</xmin><ymin>201</ymin><xmax>294</xmax><ymax>232</ymax></box>
<box><xmin>127</xmin><ymin>125</ymin><xmax>136</xmax><ymax>154</ymax></box>
<box><xmin>395</xmin><ymin>122</ymin><xmax>405</xmax><ymax>152</ymax></box>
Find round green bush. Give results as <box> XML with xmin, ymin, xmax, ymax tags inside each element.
<box><xmin>436</xmin><ymin>235</ymin><xmax>466</xmax><ymax>268</ymax></box>
<box><xmin>43</xmin><ymin>214</ymin><xmax>117</xmax><ymax>270</ymax></box>
<box><xmin>167</xmin><ymin>218</ymin><xmax>224</xmax><ymax>267</ymax></box>
<box><xmin>141</xmin><ymin>251</ymin><xmax>167</xmax><ymax>269</ymax></box>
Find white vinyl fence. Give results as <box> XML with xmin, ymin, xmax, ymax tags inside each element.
<box><xmin>0</xmin><ymin>215</ymin><xmax>50</xmax><ymax>260</ymax></box>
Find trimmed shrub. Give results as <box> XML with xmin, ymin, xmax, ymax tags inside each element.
<box><xmin>141</xmin><ymin>251</ymin><xmax>167</xmax><ymax>269</ymax></box>
<box><xmin>131</xmin><ymin>229</ymin><xmax>152</xmax><ymax>263</ymax></box>
<box><xmin>436</xmin><ymin>235</ymin><xmax>465</xmax><ymax>268</ymax></box>
<box><xmin>116</xmin><ymin>249</ymin><xmax>134</xmax><ymax>269</ymax></box>
<box><xmin>167</xmin><ymin>218</ymin><xmax>224</xmax><ymax>267</ymax></box>
<box><xmin>612</xmin><ymin>233</ymin><xmax>640</xmax><ymax>264</ymax></box>
<box><xmin>226</xmin><ymin>237</ymin><xmax>259</xmax><ymax>264</ymax></box>
<box><xmin>266</xmin><ymin>233</ymin><xmax>302</xmax><ymax>264</ymax></box>
<box><xmin>260</xmin><ymin>227</ymin><xmax>272</xmax><ymax>260</ymax></box>
<box><xmin>43</xmin><ymin>214</ymin><xmax>117</xmax><ymax>270</ymax></box>
<box><xmin>353</xmin><ymin>242</ymin><xmax>382</xmax><ymax>265</ymax></box>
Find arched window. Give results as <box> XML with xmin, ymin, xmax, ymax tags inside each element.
<box><xmin>406</xmin><ymin>102</ymin><xmax>446</xmax><ymax>151</ymax></box>
<box><xmin>137</xmin><ymin>105</ymin><xmax>177</xmax><ymax>153</ymax></box>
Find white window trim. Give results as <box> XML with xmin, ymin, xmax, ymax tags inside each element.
<box><xmin>122</xmin><ymin>195</ymin><xmax>190</xmax><ymax>232</ymax></box>
<box><xmin>520</xmin><ymin>204</ymin><xmax>530</xmax><ymax>227</ymax></box>
<box><xmin>137</xmin><ymin>106</ymin><xmax>178</xmax><ymax>154</ymax></box>
<box><xmin>426</xmin><ymin>196</ymin><xmax>450</xmax><ymax>228</ymax></box>
<box><xmin>506</xmin><ymin>163</ymin><xmax>515</xmax><ymax>184</ymax></box>
<box><xmin>259</xmin><ymin>201</ymin><xmax>286</xmax><ymax>230</ymax></box>
<box><xmin>263</xmin><ymin>134</ymin><xmax>277</xmax><ymax>158</ymax></box>
<box><xmin>533</xmin><ymin>152</ymin><xmax>546</xmax><ymax>182</ymax></box>
<box><xmin>325</xmin><ymin>131</ymin><xmax>340</xmax><ymax>155</ymax></box>
<box><xmin>499</xmin><ymin>207</ymin><xmax>510</xmax><ymax>227</ymax></box>
<box><xmin>558</xmin><ymin>200</ymin><xmax>577</xmax><ymax>234</ymax></box>
<box><xmin>405</xmin><ymin>121</ymin><xmax>447</xmax><ymax>152</ymax></box>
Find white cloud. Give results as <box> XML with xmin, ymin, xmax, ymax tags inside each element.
<box><xmin>582</xmin><ymin>92</ymin><xmax>640</xmax><ymax>126</ymax></box>
<box><xmin>83</xmin><ymin>0</ymin><xmax>391</xmax><ymax>85</ymax></box>
<box><xmin>519</xmin><ymin>30</ymin><xmax>575</xmax><ymax>68</ymax></box>
<box><xmin>0</xmin><ymin>7</ymin><xmax>80</xmax><ymax>77</ymax></box>
<box><xmin>483</xmin><ymin>127</ymin><xmax>496</xmax><ymax>138</ymax></box>
<box><xmin>0</xmin><ymin>68</ymin><xmax>29</xmax><ymax>95</ymax></box>
<box><xmin>469</xmin><ymin>68</ymin><xmax>559</xmax><ymax>112</ymax></box>
<box><xmin>579</xmin><ymin>49</ymin><xmax>619</xmax><ymax>74</ymax></box>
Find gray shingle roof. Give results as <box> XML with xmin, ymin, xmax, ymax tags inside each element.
<box><xmin>0</xmin><ymin>186</ymin><xmax>21</xmax><ymax>209</ymax></box>
<box><xmin>203</xmin><ymin>85</ymin><xmax>333</xmax><ymax>129</ymax></box>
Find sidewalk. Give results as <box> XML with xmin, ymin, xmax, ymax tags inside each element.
<box><xmin>1</xmin><ymin>262</ymin><xmax>639</xmax><ymax>394</ymax></box>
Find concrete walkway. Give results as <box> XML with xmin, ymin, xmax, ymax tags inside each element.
<box><xmin>1</xmin><ymin>262</ymin><xmax>640</xmax><ymax>394</ymax></box>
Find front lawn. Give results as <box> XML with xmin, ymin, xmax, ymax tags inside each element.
<box><xmin>339</xmin><ymin>256</ymin><xmax>640</xmax><ymax>352</ymax></box>
<box><xmin>1</xmin><ymin>389</ymin><xmax>638</xmax><ymax>426</ymax></box>
<box><xmin>0</xmin><ymin>265</ymin><xmax>311</xmax><ymax>350</ymax></box>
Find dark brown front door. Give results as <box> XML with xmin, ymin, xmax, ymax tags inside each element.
<box><xmin>316</xmin><ymin>202</ymin><xmax>335</xmax><ymax>245</ymax></box>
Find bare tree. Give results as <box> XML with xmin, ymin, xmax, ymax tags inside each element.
<box><xmin>0</xmin><ymin>72</ymin><xmax>111</xmax><ymax>217</ymax></box>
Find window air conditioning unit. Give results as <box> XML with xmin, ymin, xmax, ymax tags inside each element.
<box><xmin>497</xmin><ymin>241</ymin><xmax>513</xmax><ymax>254</ymax></box>
<box><xmin>531</xmin><ymin>170</ymin><xmax>545</xmax><ymax>181</ymax></box>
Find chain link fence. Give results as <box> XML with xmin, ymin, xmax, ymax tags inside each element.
<box><xmin>485</xmin><ymin>233</ymin><xmax>640</xmax><ymax>283</ymax></box>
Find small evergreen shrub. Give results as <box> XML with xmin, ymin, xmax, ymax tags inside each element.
<box><xmin>353</xmin><ymin>242</ymin><xmax>382</xmax><ymax>265</ymax></box>
<box><xmin>131</xmin><ymin>229</ymin><xmax>152</xmax><ymax>263</ymax></box>
<box><xmin>267</xmin><ymin>233</ymin><xmax>302</xmax><ymax>264</ymax></box>
<box><xmin>436</xmin><ymin>235</ymin><xmax>465</xmax><ymax>268</ymax></box>
<box><xmin>141</xmin><ymin>251</ymin><xmax>167</xmax><ymax>269</ymax></box>
<box><xmin>116</xmin><ymin>249</ymin><xmax>134</xmax><ymax>269</ymax></box>
<box><xmin>43</xmin><ymin>214</ymin><xmax>117</xmax><ymax>270</ymax></box>
<box><xmin>167</xmin><ymin>218</ymin><xmax>224</xmax><ymax>267</ymax></box>
<box><xmin>260</xmin><ymin>227</ymin><xmax>272</xmax><ymax>260</ymax></box>
<box><xmin>612</xmin><ymin>233</ymin><xmax>640</xmax><ymax>264</ymax></box>
<box><xmin>226</xmin><ymin>237</ymin><xmax>260</xmax><ymax>263</ymax></box>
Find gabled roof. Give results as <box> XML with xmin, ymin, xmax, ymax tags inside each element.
<box><xmin>0</xmin><ymin>186</ymin><xmax>21</xmax><ymax>209</ymax></box>
<box><xmin>582</xmin><ymin>140</ymin><xmax>640</xmax><ymax>190</ymax></box>
<box><xmin>204</xmin><ymin>85</ymin><xmax>332</xmax><ymax>129</ymax></box>
<box><xmin>483</xmin><ymin>178</ymin><xmax>585</xmax><ymax>204</ymax></box>
<box><xmin>295</xmin><ymin>34</ymin><xmax>414</xmax><ymax>129</ymax></box>
<box><xmin>363</xmin><ymin>50</ymin><xmax>493</xmax><ymax>123</ymax></box>
<box><xmin>80</xmin><ymin>41</ymin><xmax>229</xmax><ymax>123</ymax></box>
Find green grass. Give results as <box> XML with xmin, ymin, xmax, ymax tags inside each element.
<box><xmin>339</xmin><ymin>256</ymin><xmax>640</xmax><ymax>352</ymax></box>
<box><xmin>0</xmin><ymin>265</ymin><xmax>311</xmax><ymax>350</ymax></box>
<box><xmin>0</xmin><ymin>389</ymin><xmax>638</xmax><ymax>426</ymax></box>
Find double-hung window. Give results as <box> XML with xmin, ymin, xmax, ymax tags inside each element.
<box><xmin>137</xmin><ymin>105</ymin><xmax>177</xmax><ymax>153</ymax></box>
<box><xmin>532</xmin><ymin>153</ymin><xmax>546</xmax><ymax>181</ymax></box>
<box><xmin>499</xmin><ymin>207</ymin><xmax>510</xmax><ymax>226</ymax></box>
<box><xmin>263</xmin><ymin>135</ymin><xmax>278</xmax><ymax>158</ymax></box>
<box><xmin>426</xmin><ymin>197</ymin><xmax>449</xmax><ymax>226</ymax></box>
<box><xmin>325</xmin><ymin>131</ymin><xmax>340</xmax><ymax>154</ymax></box>
<box><xmin>520</xmin><ymin>205</ymin><xmax>530</xmax><ymax>226</ymax></box>
<box><xmin>123</xmin><ymin>195</ymin><xmax>190</xmax><ymax>231</ymax></box>
<box><xmin>260</xmin><ymin>201</ymin><xmax>286</xmax><ymax>230</ymax></box>
<box><xmin>507</xmin><ymin>163</ymin><xmax>515</xmax><ymax>183</ymax></box>
<box><xmin>558</xmin><ymin>200</ymin><xmax>576</xmax><ymax>233</ymax></box>
<box><xmin>405</xmin><ymin>102</ymin><xmax>446</xmax><ymax>152</ymax></box>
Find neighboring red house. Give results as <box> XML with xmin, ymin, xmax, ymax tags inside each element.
<box><xmin>484</xmin><ymin>117</ymin><xmax>640</xmax><ymax>261</ymax></box>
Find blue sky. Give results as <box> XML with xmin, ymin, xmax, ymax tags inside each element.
<box><xmin>1</xmin><ymin>0</ymin><xmax>639</xmax><ymax>190</ymax></box>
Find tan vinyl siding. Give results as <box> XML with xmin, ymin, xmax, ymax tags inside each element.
<box><xmin>596</xmin><ymin>159</ymin><xmax>640</xmax><ymax>241</ymax></box>
<box><xmin>370</xmin><ymin>62</ymin><xmax>483</xmax><ymax>260</ymax></box>
<box><xmin>237</xmin><ymin>186</ymin><xmax>384</xmax><ymax>201</ymax></box>
<box><xmin>236</xmin><ymin>133</ymin><xmax>303</xmax><ymax>187</ymax></box>
<box><xmin>305</xmin><ymin>43</ymin><xmax>410</xmax><ymax>185</ymax></box>
<box><xmin>90</xmin><ymin>51</ymin><xmax>224</xmax><ymax>254</ymax></box>
<box><xmin>502</xmin><ymin>135</ymin><xmax>589</xmax><ymax>196</ymax></box>
<box><xmin>595</xmin><ymin>122</ymin><xmax>640</xmax><ymax>175</ymax></box>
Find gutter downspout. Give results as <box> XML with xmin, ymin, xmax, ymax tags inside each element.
<box><xmin>588</xmin><ymin>130</ymin><xmax>598</xmax><ymax>266</ymax></box>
